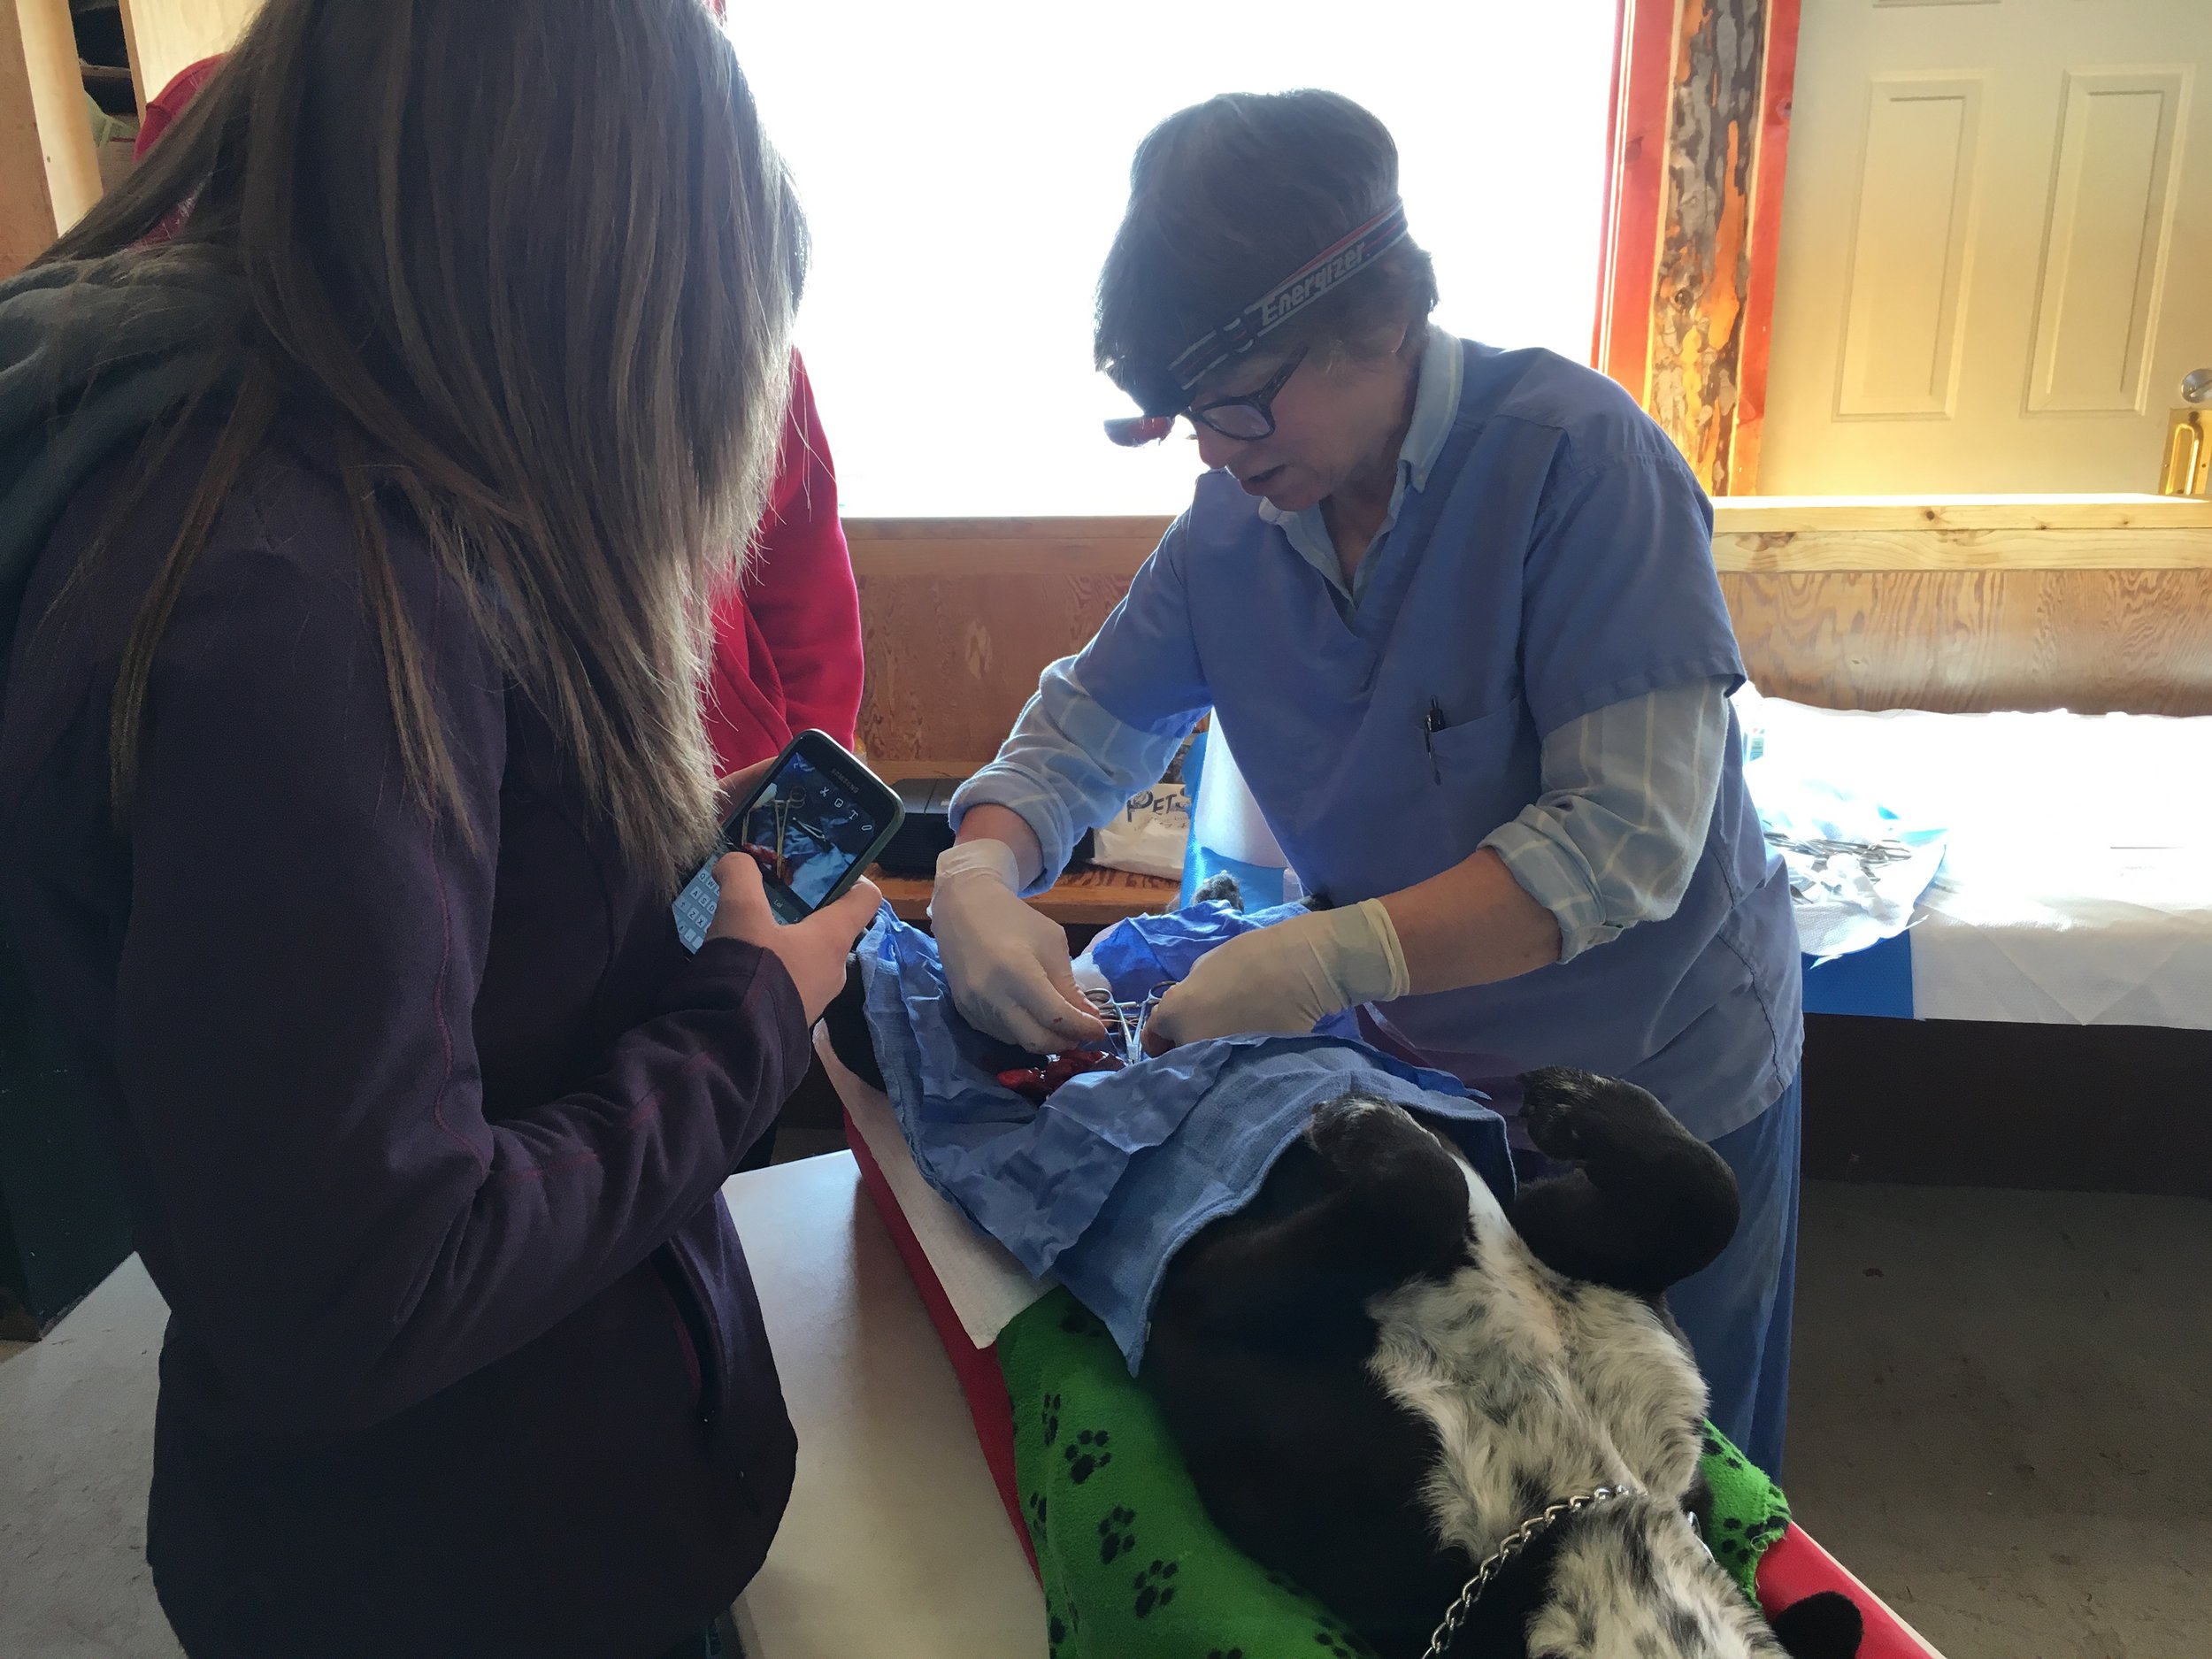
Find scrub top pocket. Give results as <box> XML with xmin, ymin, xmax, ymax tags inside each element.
<box><xmin>1423</xmin><ymin>693</ymin><xmax>1540</xmax><ymax>855</ymax></box>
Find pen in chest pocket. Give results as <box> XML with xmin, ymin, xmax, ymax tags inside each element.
<box><xmin>1423</xmin><ymin>698</ymin><xmax>1445</xmax><ymax>783</ymax></box>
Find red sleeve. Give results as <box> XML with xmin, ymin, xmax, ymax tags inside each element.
<box><xmin>734</xmin><ymin>354</ymin><xmax>864</xmax><ymax>749</ymax></box>
<box><xmin>134</xmin><ymin>58</ymin><xmax>226</xmax><ymax>161</ymax></box>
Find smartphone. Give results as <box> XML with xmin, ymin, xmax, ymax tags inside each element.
<box><xmin>672</xmin><ymin>730</ymin><xmax>905</xmax><ymax>950</ymax></box>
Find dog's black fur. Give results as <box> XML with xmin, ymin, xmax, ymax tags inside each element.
<box><xmin>822</xmin><ymin>970</ymin><xmax>1861</xmax><ymax>1659</ymax></box>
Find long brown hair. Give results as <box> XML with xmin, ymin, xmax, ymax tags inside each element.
<box><xmin>45</xmin><ymin>0</ymin><xmax>805</xmax><ymax>879</ymax></box>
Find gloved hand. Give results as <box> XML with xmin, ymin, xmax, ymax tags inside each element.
<box><xmin>929</xmin><ymin>841</ymin><xmax>1109</xmax><ymax>1054</ymax></box>
<box><xmin>1143</xmin><ymin>899</ymin><xmax>1409</xmax><ymax>1053</ymax></box>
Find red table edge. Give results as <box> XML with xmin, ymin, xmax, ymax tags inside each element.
<box><xmin>843</xmin><ymin>1110</ymin><xmax>1036</xmax><ymax>1573</ymax></box>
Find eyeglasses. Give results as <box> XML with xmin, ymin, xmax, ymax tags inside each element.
<box><xmin>1103</xmin><ymin>347</ymin><xmax>1310</xmax><ymax>449</ymax></box>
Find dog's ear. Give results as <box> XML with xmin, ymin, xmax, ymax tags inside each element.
<box><xmin>1767</xmin><ymin>1590</ymin><xmax>1863</xmax><ymax>1659</ymax></box>
<box><xmin>819</xmin><ymin>954</ymin><xmax>884</xmax><ymax>1092</ymax></box>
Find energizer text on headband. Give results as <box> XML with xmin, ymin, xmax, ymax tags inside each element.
<box><xmin>1104</xmin><ymin>201</ymin><xmax>1413</xmax><ymax>446</ymax></box>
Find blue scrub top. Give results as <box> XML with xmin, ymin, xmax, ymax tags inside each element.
<box><xmin>1074</xmin><ymin>340</ymin><xmax>1801</xmax><ymax>1141</ymax></box>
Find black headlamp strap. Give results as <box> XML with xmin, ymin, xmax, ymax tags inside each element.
<box><xmin>1164</xmin><ymin>202</ymin><xmax>1411</xmax><ymax>396</ymax></box>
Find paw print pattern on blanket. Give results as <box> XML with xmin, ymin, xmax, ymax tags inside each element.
<box><xmin>1097</xmin><ymin>1506</ymin><xmax>1136</xmax><ymax>1565</ymax></box>
<box><xmin>1006</xmin><ymin>1287</ymin><xmax>1397</xmax><ymax>1659</ymax></box>
<box><xmin>1064</xmin><ymin>1428</ymin><xmax>1113</xmax><ymax>1482</ymax></box>
<box><xmin>1130</xmin><ymin>1559</ymin><xmax>1179</xmax><ymax>1617</ymax></box>
<box><xmin>1701</xmin><ymin>1427</ymin><xmax>1793</xmax><ymax>1582</ymax></box>
<box><xmin>1312</xmin><ymin>1611</ymin><xmax>1366</xmax><ymax>1658</ymax></box>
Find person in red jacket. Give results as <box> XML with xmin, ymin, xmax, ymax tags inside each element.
<box><xmin>703</xmin><ymin>353</ymin><xmax>865</xmax><ymax>771</ymax></box>
<box><xmin>694</xmin><ymin>0</ymin><xmax>864</xmax><ymax>777</ymax></box>
<box><xmin>134</xmin><ymin>57</ymin><xmax>225</xmax><ymax>157</ymax></box>
<box><xmin>707</xmin><ymin>353</ymin><xmax>864</xmax><ymax>1171</ymax></box>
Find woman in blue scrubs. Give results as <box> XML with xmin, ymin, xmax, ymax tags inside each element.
<box><xmin>929</xmin><ymin>90</ymin><xmax>1804</xmax><ymax>1474</ymax></box>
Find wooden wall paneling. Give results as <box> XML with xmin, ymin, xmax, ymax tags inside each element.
<box><xmin>0</xmin><ymin>0</ymin><xmax>104</xmax><ymax>277</ymax></box>
<box><xmin>1719</xmin><ymin>568</ymin><xmax>2212</xmax><ymax>715</ymax></box>
<box><xmin>117</xmin><ymin>0</ymin><xmax>259</xmax><ymax>111</ymax></box>
<box><xmin>852</xmin><ymin>570</ymin><xmax>1133</xmax><ymax>764</ymax></box>
<box><xmin>847</xmin><ymin>507</ymin><xmax>2212</xmax><ymax>761</ymax></box>
<box><xmin>1711</xmin><ymin>494</ymin><xmax>2212</xmax><ymax>535</ymax></box>
<box><xmin>1717</xmin><ymin>524</ymin><xmax>2212</xmax><ymax>571</ymax></box>
<box><xmin>845</xmin><ymin>518</ymin><xmax>1164</xmax><ymax>764</ymax></box>
<box><xmin>1714</xmin><ymin>495</ymin><xmax>2212</xmax><ymax>714</ymax></box>
<box><xmin>1711</xmin><ymin>495</ymin><xmax>2212</xmax><ymax>569</ymax></box>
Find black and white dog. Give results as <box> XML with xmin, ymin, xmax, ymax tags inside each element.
<box><xmin>1144</xmin><ymin>1069</ymin><xmax>1862</xmax><ymax>1659</ymax></box>
<box><xmin>823</xmin><ymin>975</ymin><xmax>1861</xmax><ymax>1659</ymax></box>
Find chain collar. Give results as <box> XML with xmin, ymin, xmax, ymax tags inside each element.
<box><xmin>1421</xmin><ymin>1484</ymin><xmax>1639</xmax><ymax>1659</ymax></box>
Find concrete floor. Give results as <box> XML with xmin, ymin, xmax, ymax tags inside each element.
<box><xmin>0</xmin><ymin>1262</ymin><xmax>177</xmax><ymax>1659</ymax></box>
<box><xmin>4</xmin><ymin>1179</ymin><xmax>2207</xmax><ymax>1659</ymax></box>
<box><xmin>1783</xmin><ymin>1184</ymin><xmax>2212</xmax><ymax>1659</ymax></box>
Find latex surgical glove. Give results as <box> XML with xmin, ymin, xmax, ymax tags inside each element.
<box><xmin>1143</xmin><ymin>900</ymin><xmax>1409</xmax><ymax>1053</ymax></box>
<box><xmin>929</xmin><ymin>841</ymin><xmax>1109</xmax><ymax>1054</ymax></box>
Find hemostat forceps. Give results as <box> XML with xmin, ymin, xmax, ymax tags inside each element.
<box><xmin>1083</xmin><ymin>982</ymin><xmax>1173</xmax><ymax>1064</ymax></box>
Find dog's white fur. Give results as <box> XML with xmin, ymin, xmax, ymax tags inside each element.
<box><xmin>1349</xmin><ymin>1100</ymin><xmax>1787</xmax><ymax>1658</ymax></box>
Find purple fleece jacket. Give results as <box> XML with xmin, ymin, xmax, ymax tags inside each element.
<box><xmin>0</xmin><ymin>425</ymin><xmax>810</xmax><ymax>1659</ymax></box>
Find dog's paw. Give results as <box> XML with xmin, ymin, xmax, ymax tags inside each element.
<box><xmin>1306</xmin><ymin>1094</ymin><xmax>1473</xmax><ymax>1281</ymax></box>
<box><xmin>1518</xmin><ymin>1066</ymin><xmax>1610</xmax><ymax>1159</ymax></box>
<box><xmin>1767</xmin><ymin>1591</ymin><xmax>1864</xmax><ymax>1659</ymax></box>
<box><xmin>1519</xmin><ymin>1066</ymin><xmax>1670</xmax><ymax>1163</ymax></box>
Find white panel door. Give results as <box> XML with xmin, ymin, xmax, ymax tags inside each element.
<box><xmin>1762</xmin><ymin>0</ymin><xmax>2212</xmax><ymax>493</ymax></box>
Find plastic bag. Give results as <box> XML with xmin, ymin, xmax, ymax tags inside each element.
<box><xmin>1089</xmin><ymin>780</ymin><xmax>1190</xmax><ymax>879</ymax></box>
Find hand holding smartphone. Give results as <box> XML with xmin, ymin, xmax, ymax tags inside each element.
<box><xmin>673</xmin><ymin>731</ymin><xmax>905</xmax><ymax>951</ymax></box>
<box><xmin>694</xmin><ymin>849</ymin><xmax>879</xmax><ymax>1022</ymax></box>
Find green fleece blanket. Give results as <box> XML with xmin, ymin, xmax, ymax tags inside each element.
<box><xmin>1001</xmin><ymin>1289</ymin><xmax>1790</xmax><ymax>1659</ymax></box>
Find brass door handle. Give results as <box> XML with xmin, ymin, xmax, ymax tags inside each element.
<box><xmin>2161</xmin><ymin>372</ymin><xmax>2212</xmax><ymax>494</ymax></box>
<box><xmin>2162</xmin><ymin>416</ymin><xmax>2202</xmax><ymax>495</ymax></box>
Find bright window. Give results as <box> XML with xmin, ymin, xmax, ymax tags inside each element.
<box><xmin>728</xmin><ymin>4</ymin><xmax>1618</xmax><ymax>516</ymax></box>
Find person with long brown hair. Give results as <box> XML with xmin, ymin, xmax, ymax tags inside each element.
<box><xmin>0</xmin><ymin>4</ymin><xmax>873</xmax><ymax>1655</ymax></box>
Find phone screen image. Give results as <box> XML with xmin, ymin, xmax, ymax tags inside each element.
<box><xmin>735</xmin><ymin>749</ymin><xmax>879</xmax><ymax>925</ymax></box>
<box><xmin>671</xmin><ymin>733</ymin><xmax>902</xmax><ymax>953</ymax></box>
